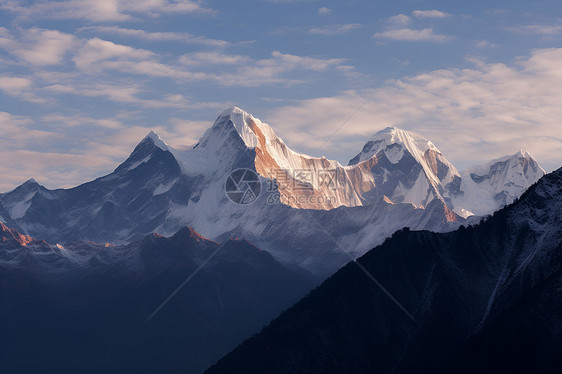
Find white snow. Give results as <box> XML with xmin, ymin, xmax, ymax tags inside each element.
<box><xmin>153</xmin><ymin>178</ymin><xmax>178</xmax><ymax>196</ymax></box>
<box><xmin>222</xmin><ymin>107</ymin><xmax>259</xmax><ymax>149</ymax></box>
<box><xmin>355</xmin><ymin>127</ymin><xmax>436</xmax><ymax>161</ymax></box>
<box><xmin>126</xmin><ymin>155</ymin><xmax>152</xmax><ymax>171</ymax></box>
<box><xmin>383</xmin><ymin>143</ymin><xmax>405</xmax><ymax>164</ymax></box>
<box><xmin>397</xmin><ymin>170</ymin><xmax>432</xmax><ymax>207</ymax></box>
<box><xmin>155</xmin><ymin>107</ymin><xmax>541</xmax><ymax>215</ymax></box>
<box><xmin>452</xmin><ymin>151</ymin><xmax>545</xmax><ymax>216</ymax></box>
<box><xmin>144</xmin><ymin>130</ymin><xmax>169</xmax><ymax>151</ymax></box>
<box><xmin>9</xmin><ymin>191</ymin><xmax>36</xmax><ymax>219</ymax></box>
<box><xmin>355</xmin><ymin>126</ymin><xmax>460</xmax><ymax>186</ymax></box>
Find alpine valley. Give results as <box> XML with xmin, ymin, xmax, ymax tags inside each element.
<box><xmin>0</xmin><ymin>107</ymin><xmax>545</xmax><ymax>276</ymax></box>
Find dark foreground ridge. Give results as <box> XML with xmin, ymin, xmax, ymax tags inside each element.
<box><xmin>0</xmin><ymin>226</ymin><xmax>316</xmax><ymax>374</ymax></box>
<box><xmin>207</xmin><ymin>168</ymin><xmax>562</xmax><ymax>374</ymax></box>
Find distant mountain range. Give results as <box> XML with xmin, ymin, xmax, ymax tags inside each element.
<box><xmin>0</xmin><ymin>107</ymin><xmax>544</xmax><ymax>275</ymax></box>
<box><xmin>207</xmin><ymin>167</ymin><xmax>562</xmax><ymax>374</ymax></box>
<box><xmin>0</xmin><ymin>107</ymin><xmax>555</xmax><ymax>374</ymax></box>
<box><xmin>0</xmin><ymin>224</ymin><xmax>315</xmax><ymax>373</ymax></box>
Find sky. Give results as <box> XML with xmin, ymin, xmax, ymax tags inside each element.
<box><xmin>0</xmin><ymin>0</ymin><xmax>561</xmax><ymax>191</ymax></box>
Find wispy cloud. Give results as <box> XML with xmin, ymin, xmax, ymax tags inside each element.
<box><xmin>308</xmin><ymin>24</ymin><xmax>362</xmax><ymax>36</ymax></box>
<box><xmin>264</xmin><ymin>48</ymin><xmax>562</xmax><ymax>171</ymax></box>
<box><xmin>412</xmin><ymin>10</ymin><xmax>450</xmax><ymax>18</ymax></box>
<box><xmin>72</xmin><ymin>37</ymin><xmax>154</xmax><ymax>73</ymax></box>
<box><xmin>0</xmin><ymin>110</ymin><xmax>222</xmax><ymax>191</ymax></box>
<box><xmin>511</xmin><ymin>24</ymin><xmax>562</xmax><ymax>35</ymax></box>
<box><xmin>318</xmin><ymin>7</ymin><xmax>332</xmax><ymax>15</ymax></box>
<box><xmin>374</xmin><ymin>28</ymin><xmax>451</xmax><ymax>42</ymax></box>
<box><xmin>179</xmin><ymin>52</ymin><xmax>250</xmax><ymax>66</ymax></box>
<box><xmin>474</xmin><ymin>40</ymin><xmax>498</xmax><ymax>48</ymax></box>
<box><xmin>1</xmin><ymin>0</ymin><xmax>215</xmax><ymax>22</ymax></box>
<box><xmin>387</xmin><ymin>14</ymin><xmax>411</xmax><ymax>26</ymax></box>
<box><xmin>212</xmin><ymin>51</ymin><xmax>348</xmax><ymax>86</ymax></box>
<box><xmin>70</xmin><ymin>37</ymin><xmax>349</xmax><ymax>86</ymax></box>
<box><xmin>41</xmin><ymin>114</ymin><xmax>124</xmax><ymax>129</ymax></box>
<box><xmin>0</xmin><ymin>27</ymin><xmax>76</xmax><ymax>66</ymax></box>
<box><xmin>44</xmin><ymin>82</ymin><xmax>198</xmax><ymax>109</ymax></box>
<box><xmin>0</xmin><ymin>75</ymin><xmax>46</xmax><ymax>103</ymax></box>
<box><xmin>79</xmin><ymin>26</ymin><xmax>228</xmax><ymax>46</ymax></box>
<box><xmin>265</xmin><ymin>0</ymin><xmax>316</xmax><ymax>2</ymax></box>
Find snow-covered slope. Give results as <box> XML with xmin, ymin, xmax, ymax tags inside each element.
<box><xmin>348</xmin><ymin>126</ymin><xmax>460</xmax><ymax>187</ymax></box>
<box><xmin>451</xmin><ymin>151</ymin><xmax>545</xmax><ymax>217</ymax></box>
<box><xmin>0</xmin><ymin>107</ymin><xmax>545</xmax><ymax>275</ymax></box>
<box><xmin>347</xmin><ymin>126</ymin><xmax>461</xmax><ymax>209</ymax></box>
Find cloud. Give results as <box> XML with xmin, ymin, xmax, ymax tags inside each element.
<box><xmin>0</xmin><ymin>76</ymin><xmax>32</xmax><ymax>91</ymax></box>
<box><xmin>265</xmin><ymin>0</ymin><xmax>315</xmax><ymax>2</ymax></box>
<box><xmin>374</xmin><ymin>28</ymin><xmax>451</xmax><ymax>42</ymax></box>
<box><xmin>474</xmin><ymin>40</ymin><xmax>497</xmax><ymax>48</ymax></box>
<box><xmin>0</xmin><ymin>110</ymin><xmax>230</xmax><ymax>191</ymax></box>
<box><xmin>263</xmin><ymin>48</ymin><xmax>562</xmax><ymax>171</ymax></box>
<box><xmin>0</xmin><ymin>109</ymin><xmax>221</xmax><ymax>191</ymax></box>
<box><xmin>318</xmin><ymin>7</ymin><xmax>332</xmax><ymax>15</ymax></box>
<box><xmin>70</xmin><ymin>36</ymin><xmax>349</xmax><ymax>87</ymax></box>
<box><xmin>412</xmin><ymin>10</ymin><xmax>450</xmax><ymax>18</ymax></box>
<box><xmin>210</xmin><ymin>51</ymin><xmax>348</xmax><ymax>86</ymax></box>
<box><xmin>41</xmin><ymin>114</ymin><xmax>123</xmax><ymax>129</ymax></box>
<box><xmin>1</xmin><ymin>0</ymin><xmax>214</xmax><ymax>22</ymax></box>
<box><xmin>45</xmin><ymin>82</ymin><xmax>199</xmax><ymax>109</ymax></box>
<box><xmin>387</xmin><ymin>14</ymin><xmax>411</xmax><ymax>26</ymax></box>
<box><xmin>512</xmin><ymin>25</ymin><xmax>562</xmax><ymax>35</ymax></box>
<box><xmin>269</xmin><ymin>51</ymin><xmax>345</xmax><ymax>71</ymax></box>
<box><xmin>0</xmin><ymin>75</ymin><xmax>46</xmax><ymax>103</ymax></box>
<box><xmin>0</xmin><ymin>112</ymin><xmax>39</xmax><ymax>145</ymax></box>
<box><xmin>165</xmin><ymin>118</ymin><xmax>213</xmax><ymax>146</ymax></box>
<box><xmin>179</xmin><ymin>51</ymin><xmax>250</xmax><ymax>66</ymax></box>
<box><xmin>308</xmin><ymin>24</ymin><xmax>362</xmax><ymax>35</ymax></box>
<box><xmin>79</xmin><ymin>26</ymin><xmax>228</xmax><ymax>46</ymax></box>
<box><xmin>72</xmin><ymin>37</ymin><xmax>154</xmax><ymax>72</ymax></box>
<box><xmin>0</xmin><ymin>27</ymin><xmax>77</xmax><ymax>66</ymax></box>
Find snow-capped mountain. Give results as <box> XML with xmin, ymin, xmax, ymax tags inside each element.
<box><xmin>347</xmin><ymin>126</ymin><xmax>461</xmax><ymax>209</ymax></box>
<box><xmin>169</xmin><ymin>108</ymin><xmax>542</xmax><ymax>216</ymax></box>
<box><xmin>0</xmin><ymin>107</ymin><xmax>545</xmax><ymax>274</ymax></box>
<box><xmin>452</xmin><ymin>151</ymin><xmax>545</xmax><ymax>217</ymax></box>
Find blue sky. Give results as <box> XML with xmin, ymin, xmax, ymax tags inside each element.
<box><xmin>0</xmin><ymin>0</ymin><xmax>561</xmax><ymax>191</ymax></box>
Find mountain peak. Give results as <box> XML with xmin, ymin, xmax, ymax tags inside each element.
<box><xmin>171</xmin><ymin>226</ymin><xmax>213</xmax><ymax>243</ymax></box>
<box><xmin>142</xmin><ymin>130</ymin><xmax>169</xmax><ymax>151</ymax></box>
<box><xmin>370</xmin><ymin>126</ymin><xmax>437</xmax><ymax>152</ymax></box>
<box><xmin>376</xmin><ymin>125</ymin><xmax>401</xmax><ymax>133</ymax></box>
<box><xmin>10</xmin><ymin>177</ymin><xmax>43</xmax><ymax>194</ymax></box>
<box><xmin>453</xmin><ymin>150</ymin><xmax>546</xmax><ymax>216</ymax></box>
<box><xmin>198</xmin><ymin>107</ymin><xmax>286</xmax><ymax>157</ymax></box>
<box><xmin>466</xmin><ymin>150</ymin><xmax>544</xmax><ymax>174</ymax></box>
<box><xmin>212</xmin><ymin>106</ymin><xmax>262</xmax><ymax>149</ymax></box>
<box><xmin>517</xmin><ymin>150</ymin><xmax>530</xmax><ymax>158</ymax></box>
<box><xmin>219</xmin><ymin>106</ymin><xmax>245</xmax><ymax>117</ymax></box>
<box><xmin>0</xmin><ymin>222</ymin><xmax>34</xmax><ymax>247</ymax></box>
<box><xmin>349</xmin><ymin>126</ymin><xmax>446</xmax><ymax>168</ymax></box>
